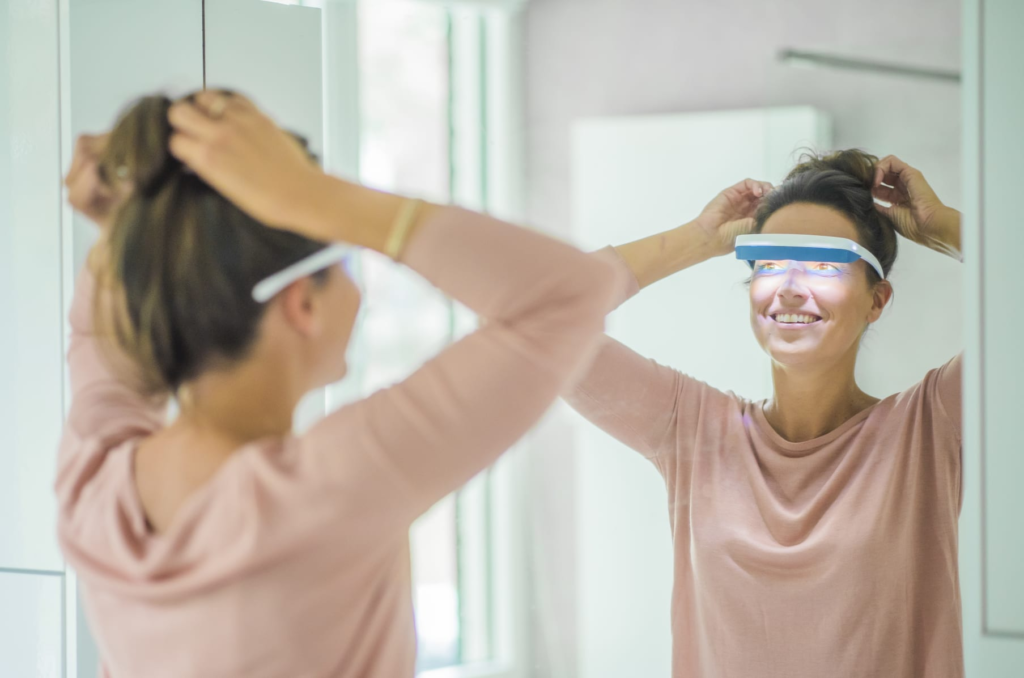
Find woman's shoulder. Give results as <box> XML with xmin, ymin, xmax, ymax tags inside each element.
<box><xmin>869</xmin><ymin>353</ymin><xmax>963</xmax><ymax>439</ymax></box>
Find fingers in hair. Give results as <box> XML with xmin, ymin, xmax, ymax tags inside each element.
<box><xmin>168</xmin><ymin>100</ymin><xmax>221</xmax><ymax>142</ymax></box>
<box><xmin>167</xmin><ymin>132</ymin><xmax>206</xmax><ymax>170</ymax></box>
<box><xmin>872</xmin><ymin>184</ymin><xmax>904</xmax><ymax>205</ymax></box>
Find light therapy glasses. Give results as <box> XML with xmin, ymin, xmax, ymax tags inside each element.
<box><xmin>252</xmin><ymin>244</ymin><xmax>356</xmax><ymax>303</ymax></box>
<box><xmin>735</xmin><ymin>234</ymin><xmax>885</xmax><ymax>280</ymax></box>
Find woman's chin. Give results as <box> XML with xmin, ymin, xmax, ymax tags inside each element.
<box><xmin>763</xmin><ymin>339</ymin><xmax>824</xmax><ymax>366</ymax></box>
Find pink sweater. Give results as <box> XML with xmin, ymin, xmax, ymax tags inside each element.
<box><xmin>56</xmin><ymin>207</ymin><xmax>623</xmax><ymax>678</ymax></box>
<box><xmin>565</xmin><ymin>249</ymin><xmax>964</xmax><ymax>678</ymax></box>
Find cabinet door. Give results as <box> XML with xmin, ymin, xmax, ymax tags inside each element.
<box><xmin>0</xmin><ymin>0</ymin><xmax>64</xmax><ymax>574</ymax></box>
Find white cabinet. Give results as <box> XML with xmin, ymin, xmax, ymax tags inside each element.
<box><xmin>0</xmin><ymin>572</ymin><xmax>63</xmax><ymax>678</ymax></box>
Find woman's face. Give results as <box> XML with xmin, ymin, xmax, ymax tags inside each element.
<box><xmin>749</xmin><ymin>203</ymin><xmax>889</xmax><ymax>369</ymax></box>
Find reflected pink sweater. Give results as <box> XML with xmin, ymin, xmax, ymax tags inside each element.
<box><xmin>56</xmin><ymin>207</ymin><xmax>623</xmax><ymax>678</ymax></box>
<box><xmin>566</xmin><ymin>249</ymin><xmax>964</xmax><ymax>678</ymax></box>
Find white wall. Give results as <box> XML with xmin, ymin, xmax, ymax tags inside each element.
<box><xmin>519</xmin><ymin>1</ymin><xmax>962</xmax><ymax>675</ymax></box>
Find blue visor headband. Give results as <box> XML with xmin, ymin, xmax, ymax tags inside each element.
<box><xmin>735</xmin><ymin>234</ymin><xmax>885</xmax><ymax>280</ymax></box>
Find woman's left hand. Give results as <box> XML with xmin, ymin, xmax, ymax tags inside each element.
<box><xmin>65</xmin><ymin>133</ymin><xmax>136</xmax><ymax>273</ymax></box>
<box><xmin>64</xmin><ymin>133</ymin><xmax>122</xmax><ymax>232</ymax></box>
<box><xmin>872</xmin><ymin>155</ymin><xmax>961</xmax><ymax>257</ymax></box>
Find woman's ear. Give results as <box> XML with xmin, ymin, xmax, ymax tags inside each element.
<box><xmin>867</xmin><ymin>280</ymin><xmax>894</xmax><ymax>323</ymax></box>
<box><xmin>278</xmin><ymin>277</ymin><xmax>323</xmax><ymax>338</ymax></box>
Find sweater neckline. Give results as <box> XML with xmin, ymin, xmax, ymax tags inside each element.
<box><xmin>750</xmin><ymin>398</ymin><xmax>883</xmax><ymax>455</ymax></box>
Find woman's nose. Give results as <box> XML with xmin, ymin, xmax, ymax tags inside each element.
<box><xmin>777</xmin><ymin>266</ymin><xmax>810</xmax><ymax>299</ymax></box>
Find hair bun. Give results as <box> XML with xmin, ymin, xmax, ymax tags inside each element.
<box><xmin>102</xmin><ymin>95</ymin><xmax>184</xmax><ymax>198</ymax></box>
<box><xmin>786</xmin><ymin>148</ymin><xmax>878</xmax><ymax>191</ymax></box>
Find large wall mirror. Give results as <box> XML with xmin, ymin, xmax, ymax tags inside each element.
<box><xmin>1</xmin><ymin>0</ymin><xmax>1021</xmax><ymax>676</ymax></box>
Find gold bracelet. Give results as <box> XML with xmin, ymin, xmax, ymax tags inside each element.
<box><xmin>384</xmin><ymin>198</ymin><xmax>422</xmax><ymax>261</ymax></box>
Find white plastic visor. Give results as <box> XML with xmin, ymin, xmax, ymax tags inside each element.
<box><xmin>252</xmin><ymin>244</ymin><xmax>354</xmax><ymax>303</ymax></box>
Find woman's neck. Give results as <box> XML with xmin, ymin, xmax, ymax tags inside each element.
<box><xmin>764</xmin><ymin>352</ymin><xmax>878</xmax><ymax>443</ymax></box>
<box><xmin>175</xmin><ymin>359</ymin><xmax>300</xmax><ymax>446</ymax></box>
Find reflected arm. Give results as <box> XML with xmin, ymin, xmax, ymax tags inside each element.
<box><xmin>612</xmin><ymin>220</ymin><xmax>719</xmax><ymax>291</ymax></box>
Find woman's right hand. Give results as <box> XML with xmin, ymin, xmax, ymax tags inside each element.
<box><xmin>693</xmin><ymin>178</ymin><xmax>774</xmax><ymax>257</ymax></box>
<box><xmin>167</xmin><ymin>90</ymin><xmax>328</xmax><ymax>233</ymax></box>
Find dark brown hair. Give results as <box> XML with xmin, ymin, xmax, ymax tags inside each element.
<box><xmin>96</xmin><ymin>94</ymin><xmax>329</xmax><ymax>395</ymax></box>
<box><xmin>753</xmin><ymin>149</ymin><xmax>898</xmax><ymax>285</ymax></box>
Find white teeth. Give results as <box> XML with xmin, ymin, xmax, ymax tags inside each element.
<box><xmin>773</xmin><ymin>314</ymin><xmax>819</xmax><ymax>324</ymax></box>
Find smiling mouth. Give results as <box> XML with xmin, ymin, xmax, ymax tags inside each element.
<box><xmin>770</xmin><ymin>313</ymin><xmax>822</xmax><ymax>325</ymax></box>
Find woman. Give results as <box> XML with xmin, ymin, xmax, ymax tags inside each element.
<box><xmin>58</xmin><ymin>90</ymin><xmax>625</xmax><ymax>678</ymax></box>
<box><xmin>566</xmin><ymin>150</ymin><xmax>963</xmax><ymax>677</ymax></box>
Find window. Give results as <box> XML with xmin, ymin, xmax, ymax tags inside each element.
<box><xmin>323</xmin><ymin>2</ymin><xmax>526</xmax><ymax>675</ymax></box>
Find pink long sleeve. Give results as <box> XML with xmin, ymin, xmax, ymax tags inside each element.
<box><xmin>563</xmin><ymin>247</ymin><xmax>727</xmax><ymax>470</ymax></box>
<box><xmin>56</xmin><ymin>206</ymin><xmax>625</xmax><ymax>678</ymax></box>
<box><xmin>56</xmin><ymin>269</ymin><xmax>169</xmax><ymax>511</ymax></box>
